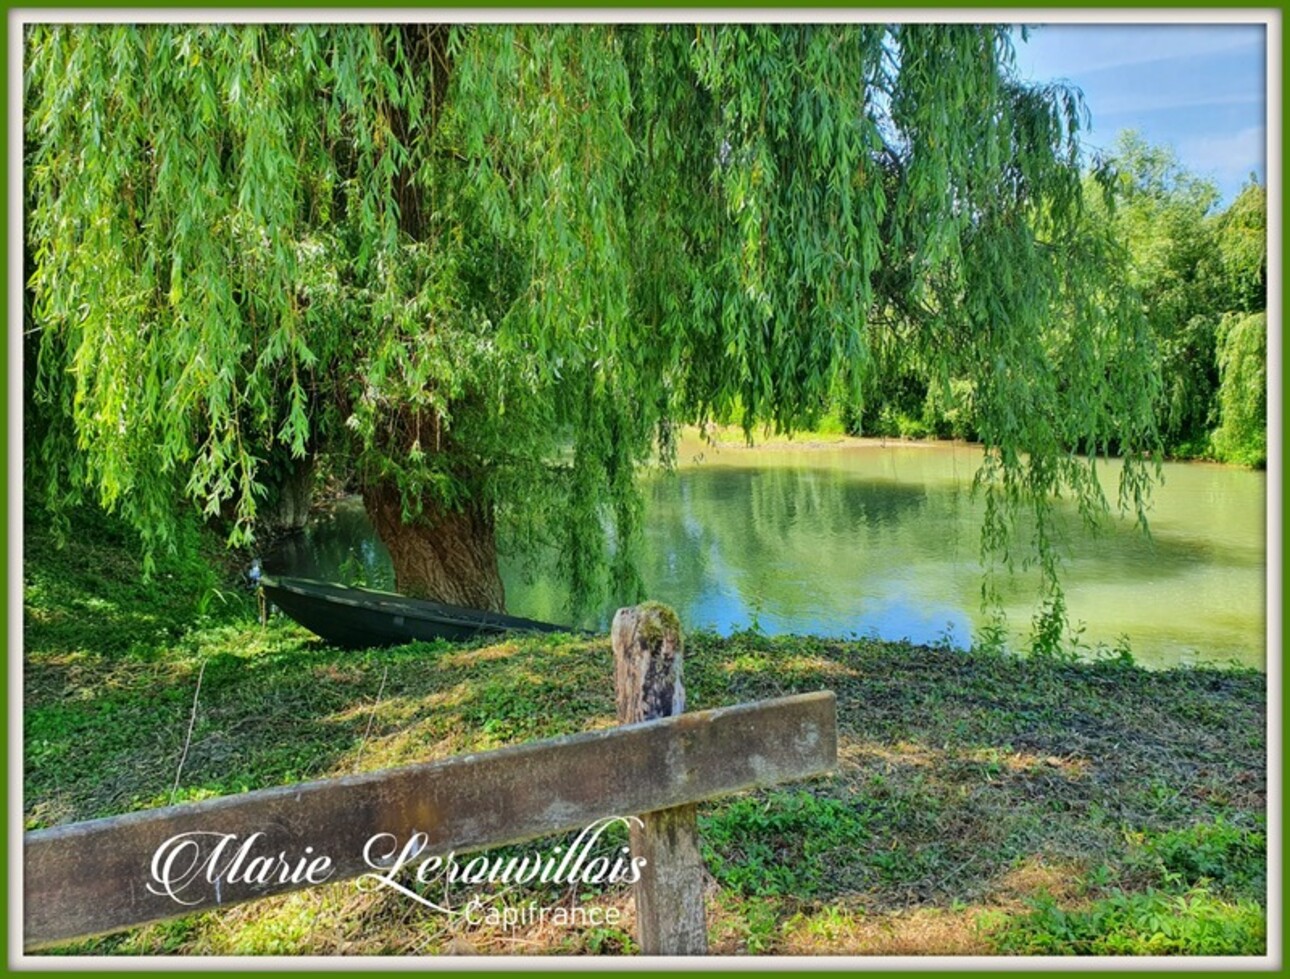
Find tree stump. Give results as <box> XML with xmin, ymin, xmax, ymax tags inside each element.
<box><xmin>612</xmin><ymin>603</ymin><xmax>708</xmax><ymax>955</ymax></box>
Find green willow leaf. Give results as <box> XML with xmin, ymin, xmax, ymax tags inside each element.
<box><xmin>25</xmin><ymin>23</ymin><xmax>1161</xmax><ymax>619</ymax></box>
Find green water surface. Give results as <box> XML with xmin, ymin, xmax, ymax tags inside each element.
<box><xmin>267</xmin><ymin>439</ymin><xmax>1266</xmax><ymax>670</ymax></box>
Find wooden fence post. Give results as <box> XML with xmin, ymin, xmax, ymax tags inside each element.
<box><xmin>612</xmin><ymin>602</ymin><xmax>708</xmax><ymax>955</ymax></box>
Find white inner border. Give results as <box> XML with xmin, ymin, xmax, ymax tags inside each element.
<box><xmin>8</xmin><ymin>5</ymin><xmax>1282</xmax><ymax>973</ymax></box>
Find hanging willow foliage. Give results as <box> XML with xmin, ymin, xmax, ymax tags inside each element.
<box><xmin>24</xmin><ymin>23</ymin><xmax>1160</xmax><ymax>619</ymax></box>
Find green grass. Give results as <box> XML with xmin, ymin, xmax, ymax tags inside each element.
<box><xmin>701</xmin><ymin>791</ymin><xmax>872</xmax><ymax>898</ymax></box>
<box><xmin>1135</xmin><ymin>817</ymin><xmax>1267</xmax><ymax>896</ymax></box>
<box><xmin>23</xmin><ymin>507</ymin><xmax>1267</xmax><ymax>955</ymax></box>
<box><xmin>984</xmin><ymin>888</ymin><xmax>1265</xmax><ymax>955</ymax></box>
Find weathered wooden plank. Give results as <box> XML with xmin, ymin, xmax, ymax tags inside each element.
<box><xmin>613</xmin><ymin>603</ymin><xmax>707</xmax><ymax>955</ymax></box>
<box><xmin>24</xmin><ymin>690</ymin><xmax>836</xmax><ymax>949</ymax></box>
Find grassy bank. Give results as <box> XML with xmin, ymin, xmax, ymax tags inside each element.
<box><xmin>681</xmin><ymin>414</ymin><xmax>1266</xmax><ymax>469</ymax></box>
<box><xmin>23</xmin><ymin>509</ymin><xmax>1266</xmax><ymax>956</ymax></box>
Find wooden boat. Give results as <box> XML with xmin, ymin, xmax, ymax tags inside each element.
<box><xmin>261</xmin><ymin>576</ymin><xmax>577</xmax><ymax>649</ymax></box>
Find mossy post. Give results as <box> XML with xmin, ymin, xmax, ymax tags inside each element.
<box><xmin>612</xmin><ymin>602</ymin><xmax>707</xmax><ymax>955</ymax></box>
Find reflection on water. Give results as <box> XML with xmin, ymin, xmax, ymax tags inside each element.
<box><xmin>265</xmin><ymin>503</ymin><xmax>394</xmax><ymax>591</ymax></box>
<box><xmin>264</xmin><ymin>440</ymin><xmax>1266</xmax><ymax>670</ymax></box>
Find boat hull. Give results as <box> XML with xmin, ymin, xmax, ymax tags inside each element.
<box><xmin>261</xmin><ymin>576</ymin><xmax>574</xmax><ymax>649</ymax></box>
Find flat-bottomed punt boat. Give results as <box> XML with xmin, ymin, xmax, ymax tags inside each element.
<box><xmin>261</xmin><ymin>576</ymin><xmax>576</xmax><ymax>649</ymax></box>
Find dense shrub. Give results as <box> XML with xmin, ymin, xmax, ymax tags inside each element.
<box><xmin>1211</xmin><ymin>312</ymin><xmax>1267</xmax><ymax>467</ymax></box>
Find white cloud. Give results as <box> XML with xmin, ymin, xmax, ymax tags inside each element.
<box><xmin>1017</xmin><ymin>24</ymin><xmax>1267</xmax><ymax>203</ymax></box>
<box><xmin>1174</xmin><ymin>125</ymin><xmax>1266</xmax><ymax>188</ymax></box>
<box><xmin>1016</xmin><ymin>24</ymin><xmax>1265</xmax><ymax>82</ymax></box>
<box><xmin>1093</xmin><ymin>91</ymin><xmax>1263</xmax><ymax>118</ymax></box>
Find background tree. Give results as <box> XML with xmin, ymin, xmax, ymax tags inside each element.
<box><xmin>1208</xmin><ymin>179</ymin><xmax>1268</xmax><ymax>468</ymax></box>
<box><xmin>1081</xmin><ymin>137</ymin><xmax>1266</xmax><ymax>466</ymax></box>
<box><xmin>1211</xmin><ymin>311</ymin><xmax>1267</xmax><ymax>468</ymax></box>
<box><xmin>25</xmin><ymin>23</ymin><xmax>1160</xmax><ymax>619</ymax></box>
<box><xmin>1086</xmin><ymin>132</ymin><xmax>1223</xmax><ymax>455</ymax></box>
<box><xmin>1213</xmin><ymin>177</ymin><xmax>1268</xmax><ymax>317</ymax></box>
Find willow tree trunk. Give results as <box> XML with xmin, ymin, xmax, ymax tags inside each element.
<box><xmin>362</xmin><ymin>483</ymin><xmax>506</xmax><ymax>612</ymax></box>
<box><xmin>260</xmin><ymin>455</ymin><xmax>315</xmax><ymax>535</ymax></box>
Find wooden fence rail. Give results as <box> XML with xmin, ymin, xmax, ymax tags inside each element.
<box><xmin>25</xmin><ymin>689</ymin><xmax>836</xmax><ymax>951</ymax></box>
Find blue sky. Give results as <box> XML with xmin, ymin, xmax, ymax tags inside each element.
<box><xmin>1013</xmin><ymin>23</ymin><xmax>1267</xmax><ymax>206</ymax></box>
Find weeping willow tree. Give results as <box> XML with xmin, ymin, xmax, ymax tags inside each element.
<box><xmin>25</xmin><ymin>23</ymin><xmax>1159</xmax><ymax>620</ymax></box>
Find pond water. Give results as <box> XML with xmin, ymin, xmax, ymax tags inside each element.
<box><xmin>265</xmin><ymin>438</ymin><xmax>1266</xmax><ymax>670</ymax></box>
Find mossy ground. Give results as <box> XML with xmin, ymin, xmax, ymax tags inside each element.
<box><xmin>23</xmin><ymin>508</ymin><xmax>1266</xmax><ymax>956</ymax></box>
